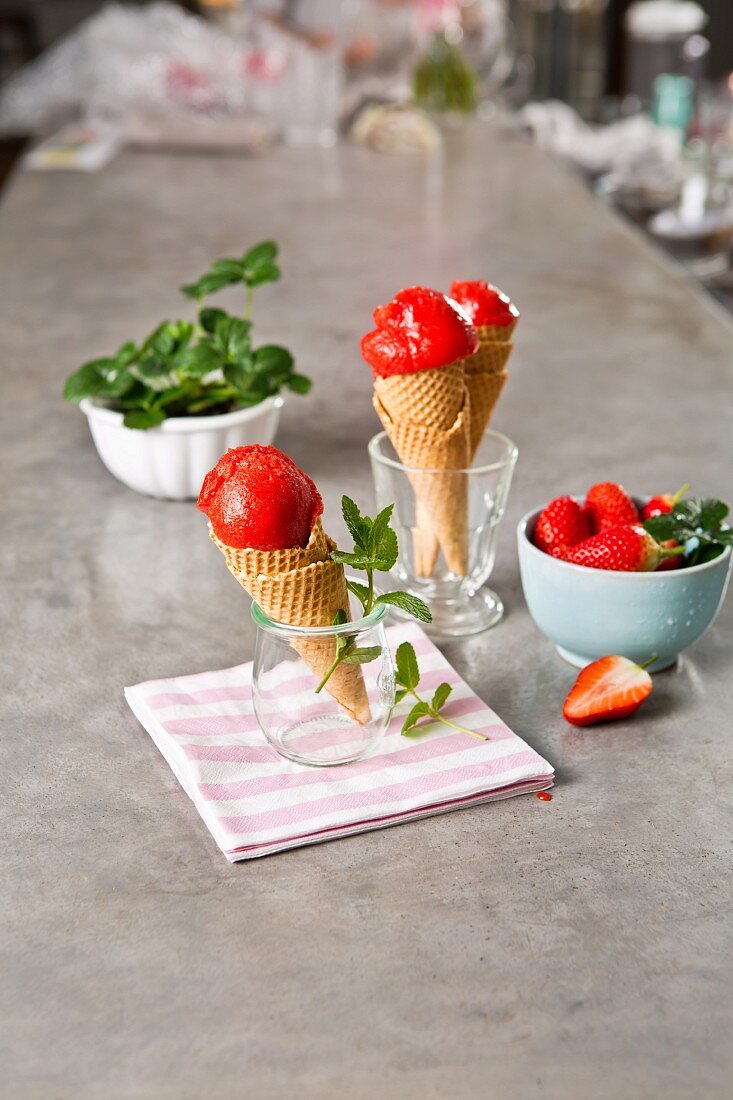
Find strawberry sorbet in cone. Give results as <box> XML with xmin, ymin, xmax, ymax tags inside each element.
<box><xmin>362</xmin><ymin>286</ymin><xmax>477</xmax><ymax>578</ymax></box>
<box><xmin>199</xmin><ymin>446</ymin><xmax>370</xmax><ymax>725</ymax></box>
<box><xmin>450</xmin><ymin>280</ymin><xmax>519</xmax><ymax>459</ymax></box>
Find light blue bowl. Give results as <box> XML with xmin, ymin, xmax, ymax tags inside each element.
<box><xmin>517</xmin><ymin>504</ymin><xmax>732</xmax><ymax>671</ymax></box>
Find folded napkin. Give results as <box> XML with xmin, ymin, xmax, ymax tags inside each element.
<box><xmin>125</xmin><ymin>622</ymin><xmax>553</xmax><ymax>861</ymax></box>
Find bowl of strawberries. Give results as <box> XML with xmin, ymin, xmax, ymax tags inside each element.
<box><xmin>517</xmin><ymin>481</ymin><xmax>732</xmax><ymax>670</ymax></box>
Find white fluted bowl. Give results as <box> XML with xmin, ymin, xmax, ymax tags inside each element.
<box><xmin>80</xmin><ymin>397</ymin><xmax>283</xmax><ymax>500</ymax></box>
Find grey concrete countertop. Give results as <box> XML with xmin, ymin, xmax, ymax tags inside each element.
<box><xmin>1</xmin><ymin>125</ymin><xmax>732</xmax><ymax>1100</ymax></box>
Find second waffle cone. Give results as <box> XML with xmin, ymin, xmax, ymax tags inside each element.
<box><xmin>373</xmin><ymin>361</ymin><xmax>471</xmax><ymax>577</ymax></box>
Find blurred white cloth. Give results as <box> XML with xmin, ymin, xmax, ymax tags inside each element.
<box><xmin>520</xmin><ymin>99</ymin><xmax>681</xmax><ymax>178</ymax></box>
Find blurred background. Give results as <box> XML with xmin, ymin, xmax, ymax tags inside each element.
<box><xmin>2</xmin><ymin>1</ymin><xmax>733</xmax><ymax>304</ymax></box>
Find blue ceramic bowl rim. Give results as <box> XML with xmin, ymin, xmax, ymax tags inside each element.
<box><xmin>518</xmin><ymin>502</ymin><xmax>731</xmax><ymax>581</ymax></box>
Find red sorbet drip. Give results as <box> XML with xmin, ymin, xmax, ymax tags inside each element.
<box><xmin>536</xmin><ymin>791</ymin><xmax>553</xmax><ymax>802</ymax></box>
<box><xmin>198</xmin><ymin>445</ymin><xmax>323</xmax><ymax>551</ymax></box>
<box><xmin>362</xmin><ymin>285</ymin><xmax>478</xmax><ymax>379</ymax></box>
<box><xmin>449</xmin><ymin>279</ymin><xmax>518</xmax><ymax>328</ymax></box>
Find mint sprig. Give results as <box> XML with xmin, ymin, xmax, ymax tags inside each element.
<box><xmin>63</xmin><ymin>242</ymin><xmax>311</xmax><ymax>429</ymax></box>
<box><xmin>394</xmin><ymin>641</ymin><xmax>488</xmax><ymax>741</ymax></box>
<box><xmin>643</xmin><ymin>496</ymin><xmax>732</xmax><ymax>566</ymax></box>
<box><xmin>314</xmin><ymin>497</ymin><xmax>431</xmax><ymax>694</ymax></box>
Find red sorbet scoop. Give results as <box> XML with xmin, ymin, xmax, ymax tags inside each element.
<box><xmin>362</xmin><ymin>286</ymin><xmax>478</xmax><ymax>379</ymax></box>
<box><xmin>198</xmin><ymin>445</ymin><xmax>323</xmax><ymax>551</ymax></box>
<box><xmin>449</xmin><ymin>279</ymin><xmax>518</xmax><ymax>328</ymax></box>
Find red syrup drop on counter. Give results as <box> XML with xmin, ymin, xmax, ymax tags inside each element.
<box><xmin>536</xmin><ymin>791</ymin><xmax>553</xmax><ymax>802</ymax></box>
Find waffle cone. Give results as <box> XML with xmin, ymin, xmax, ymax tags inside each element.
<box><xmin>476</xmin><ymin>319</ymin><xmax>517</xmax><ymax>342</ymax></box>
<box><xmin>373</xmin><ymin>377</ymin><xmax>470</xmax><ymax>576</ymax></box>
<box><xmin>467</xmin><ymin>340</ymin><xmax>513</xmax><ymax>378</ymax></box>
<box><xmin>467</xmin><ymin>369</ymin><xmax>508</xmax><ymax>458</ymax></box>
<box><xmin>375</xmin><ymin>362</ymin><xmax>465</xmax><ymax>430</ymax></box>
<box><xmin>209</xmin><ymin>521</ymin><xmax>370</xmax><ymax>725</ymax></box>
<box><xmin>462</xmin><ymin>323</ymin><xmax>516</xmax><ymax>459</ymax></box>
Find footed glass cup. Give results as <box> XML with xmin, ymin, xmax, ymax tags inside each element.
<box><xmin>368</xmin><ymin>430</ymin><xmax>518</xmax><ymax>637</ymax></box>
<box><xmin>251</xmin><ymin>601</ymin><xmax>394</xmax><ymax>766</ymax></box>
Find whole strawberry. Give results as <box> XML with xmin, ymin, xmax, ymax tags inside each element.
<box><xmin>585</xmin><ymin>481</ymin><xmax>639</xmax><ymax>533</ymax></box>
<box><xmin>534</xmin><ymin>496</ymin><xmax>590</xmax><ymax>555</ymax></box>
<box><xmin>640</xmin><ymin>484</ymin><xmax>689</xmax><ymax>521</ymax></box>
<box><xmin>561</xmin><ymin>524</ymin><xmax>682</xmax><ymax>572</ymax></box>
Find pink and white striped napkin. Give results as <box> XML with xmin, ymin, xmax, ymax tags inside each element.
<box><xmin>125</xmin><ymin>622</ymin><xmax>553</xmax><ymax>861</ymax></box>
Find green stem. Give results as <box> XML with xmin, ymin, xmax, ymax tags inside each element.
<box><xmin>406</xmin><ymin>688</ymin><xmax>487</xmax><ymax>742</ymax></box>
<box><xmin>365</xmin><ymin>567</ymin><xmax>374</xmax><ymax>615</ymax></box>
<box><xmin>315</xmin><ymin>651</ymin><xmax>344</xmax><ymax>695</ymax></box>
<box><xmin>432</xmin><ymin>713</ymin><xmax>489</xmax><ymax>741</ymax></box>
<box><xmin>244</xmin><ymin>285</ymin><xmax>254</xmax><ymax>320</ymax></box>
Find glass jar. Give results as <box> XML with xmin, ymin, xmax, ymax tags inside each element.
<box><xmin>369</xmin><ymin>428</ymin><xmax>518</xmax><ymax>637</ymax></box>
<box><xmin>251</xmin><ymin>601</ymin><xmax>394</xmax><ymax>766</ymax></box>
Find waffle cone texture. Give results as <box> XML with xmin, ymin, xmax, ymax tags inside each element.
<box><xmin>463</xmin><ymin>324</ymin><xmax>516</xmax><ymax>460</ymax></box>
<box><xmin>373</xmin><ymin>361</ymin><xmax>471</xmax><ymax>577</ymax></box>
<box><xmin>209</xmin><ymin>520</ymin><xmax>371</xmax><ymax>725</ymax></box>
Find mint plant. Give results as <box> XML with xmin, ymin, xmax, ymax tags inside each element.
<box><xmin>394</xmin><ymin>641</ymin><xmax>488</xmax><ymax>741</ymax></box>
<box><xmin>643</xmin><ymin>496</ymin><xmax>733</xmax><ymax>566</ymax></box>
<box><xmin>63</xmin><ymin>241</ymin><xmax>311</xmax><ymax>430</ymax></box>
<box><xmin>315</xmin><ymin>496</ymin><xmax>431</xmax><ymax>694</ymax></box>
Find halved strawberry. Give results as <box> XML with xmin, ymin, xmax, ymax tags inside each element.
<box><xmin>563</xmin><ymin>655</ymin><xmax>653</xmax><ymax>727</ymax></box>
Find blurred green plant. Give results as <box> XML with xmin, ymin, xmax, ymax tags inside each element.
<box><xmin>63</xmin><ymin>242</ymin><xmax>311</xmax><ymax>430</ymax></box>
<box><xmin>412</xmin><ymin>31</ymin><xmax>477</xmax><ymax>116</ymax></box>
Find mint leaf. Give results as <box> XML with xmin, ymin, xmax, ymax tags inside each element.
<box><xmin>223</xmin><ymin>361</ymin><xmax>254</xmax><ymax>394</ymax></box>
<box><xmin>122</xmin><ymin>408</ymin><xmax>166</xmax><ymax>430</ymax></box>
<box><xmin>198</xmin><ymin>307</ymin><xmax>229</xmax><ymax>335</ymax></box>
<box><xmin>395</xmin><ymin>641</ymin><xmax>420</xmax><ymax>691</ymax></box>
<box><xmin>332</xmin><ymin>609</ymin><xmax>348</xmax><ymax>626</ymax></box>
<box><xmin>179</xmin><ymin>344</ymin><xmax>224</xmax><ymax>377</ymax></box>
<box><xmin>673</xmin><ymin>500</ymin><xmax>700</xmax><ymax>527</ymax></box>
<box><xmin>700</xmin><ymin>498</ymin><xmax>728</xmax><ymax>531</ymax></box>
<box><xmin>213</xmin><ymin>315</ymin><xmax>252</xmax><ymax>361</ymax></box>
<box><xmin>643</xmin><ymin>514</ymin><xmax>677</xmax><ymax>540</ymax></box>
<box><xmin>395</xmin><ymin>688</ymin><xmax>409</xmax><ymax>704</ymax></box>
<box><xmin>342</xmin><ymin>646</ymin><xmax>382</xmax><ymax>665</ymax></box>
<box><xmin>115</xmin><ymin>341</ymin><xmax>138</xmax><ymax>367</ymax></box>
<box><xmin>346</xmin><ymin>579</ymin><xmax>371</xmax><ymax>609</ymax></box>
<box><xmin>375</xmin><ymin>591</ymin><xmax>432</xmax><ymax>623</ymax></box>
<box><xmin>62</xmin><ymin>361</ymin><xmax>109</xmax><ymax>402</ymax></box>
<box><xmin>253</xmin><ymin>345</ymin><xmax>292</xmax><ymax>380</ymax></box>
<box><xmin>401</xmin><ymin>701</ymin><xmax>431</xmax><ymax>735</ymax></box>
<box><xmin>243</xmin><ymin>241</ymin><xmax>280</xmax><ymax>286</ymax></box>
<box><xmin>372</xmin><ymin>526</ymin><xmax>398</xmax><ymax>571</ymax></box>
<box><xmin>286</xmin><ymin>374</ymin><xmax>312</xmax><ymax>395</ymax></box>
<box><xmin>431</xmin><ymin>683</ymin><xmax>452</xmax><ymax>711</ymax></box>
<box><xmin>368</xmin><ymin>504</ymin><xmax>394</xmax><ymax>557</ymax></box>
<box><xmin>330</xmin><ymin>549</ymin><xmax>376</xmax><ymax>568</ymax></box>
<box><xmin>341</xmin><ymin>496</ymin><xmax>368</xmax><ymax>549</ymax></box>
